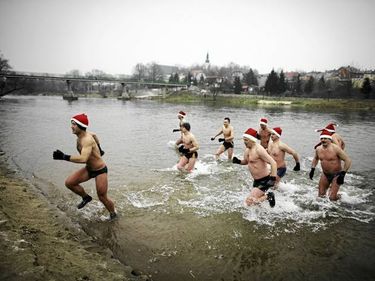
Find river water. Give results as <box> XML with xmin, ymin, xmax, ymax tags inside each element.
<box><xmin>0</xmin><ymin>95</ymin><xmax>374</xmax><ymax>281</ymax></box>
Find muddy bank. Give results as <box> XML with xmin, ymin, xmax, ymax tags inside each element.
<box><xmin>0</xmin><ymin>160</ymin><xmax>147</xmax><ymax>281</ymax></box>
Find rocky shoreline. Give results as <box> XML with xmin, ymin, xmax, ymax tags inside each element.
<box><xmin>0</xmin><ymin>159</ymin><xmax>147</xmax><ymax>281</ymax></box>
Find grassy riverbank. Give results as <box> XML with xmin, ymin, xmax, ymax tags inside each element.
<box><xmin>0</xmin><ymin>159</ymin><xmax>146</xmax><ymax>281</ymax></box>
<box><xmin>156</xmin><ymin>91</ymin><xmax>375</xmax><ymax>110</ymax></box>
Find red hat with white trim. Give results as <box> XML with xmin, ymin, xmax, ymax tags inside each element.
<box><xmin>243</xmin><ymin>128</ymin><xmax>258</xmax><ymax>142</ymax></box>
<box><xmin>320</xmin><ymin>129</ymin><xmax>332</xmax><ymax>140</ymax></box>
<box><xmin>259</xmin><ymin>117</ymin><xmax>268</xmax><ymax>126</ymax></box>
<box><xmin>71</xmin><ymin>113</ymin><xmax>89</xmax><ymax>128</ymax></box>
<box><xmin>272</xmin><ymin>127</ymin><xmax>282</xmax><ymax>138</ymax></box>
<box><xmin>178</xmin><ymin>111</ymin><xmax>186</xmax><ymax>118</ymax></box>
<box><xmin>315</xmin><ymin>123</ymin><xmax>337</xmax><ymax>133</ymax></box>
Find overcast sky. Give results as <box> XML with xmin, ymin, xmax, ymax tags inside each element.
<box><xmin>1</xmin><ymin>0</ymin><xmax>374</xmax><ymax>75</ymax></box>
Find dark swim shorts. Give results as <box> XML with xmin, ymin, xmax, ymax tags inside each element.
<box><xmin>184</xmin><ymin>151</ymin><xmax>198</xmax><ymax>159</ymax></box>
<box><xmin>86</xmin><ymin>166</ymin><xmax>108</xmax><ymax>179</ymax></box>
<box><xmin>324</xmin><ymin>171</ymin><xmax>341</xmax><ymax>184</ymax></box>
<box><xmin>223</xmin><ymin>141</ymin><xmax>234</xmax><ymax>150</ymax></box>
<box><xmin>253</xmin><ymin>175</ymin><xmax>271</xmax><ymax>192</ymax></box>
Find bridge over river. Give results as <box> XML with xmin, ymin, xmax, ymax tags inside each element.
<box><xmin>0</xmin><ymin>72</ymin><xmax>188</xmax><ymax>100</ymax></box>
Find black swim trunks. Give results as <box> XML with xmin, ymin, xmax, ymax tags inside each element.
<box><xmin>223</xmin><ymin>141</ymin><xmax>234</xmax><ymax>150</ymax></box>
<box><xmin>253</xmin><ymin>175</ymin><xmax>271</xmax><ymax>192</ymax></box>
<box><xmin>184</xmin><ymin>151</ymin><xmax>198</xmax><ymax>159</ymax></box>
<box><xmin>86</xmin><ymin>166</ymin><xmax>108</xmax><ymax>179</ymax></box>
<box><xmin>323</xmin><ymin>171</ymin><xmax>341</xmax><ymax>184</ymax></box>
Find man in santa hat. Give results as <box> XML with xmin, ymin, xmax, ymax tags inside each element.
<box><xmin>258</xmin><ymin>117</ymin><xmax>272</xmax><ymax>149</ymax></box>
<box><xmin>309</xmin><ymin>129</ymin><xmax>351</xmax><ymax>201</ymax></box>
<box><xmin>315</xmin><ymin>123</ymin><xmax>345</xmax><ymax>150</ymax></box>
<box><xmin>232</xmin><ymin>128</ymin><xmax>277</xmax><ymax>207</ymax></box>
<box><xmin>267</xmin><ymin>127</ymin><xmax>300</xmax><ymax>187</ymax></box>
<box><xmin>53</xmin><ymin>113</ymin><xmax>117</xmax><ymax>219</ymax></box>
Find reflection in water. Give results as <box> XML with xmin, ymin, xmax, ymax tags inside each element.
<box><xmin>0</xmin><ymin>95</ymin><xmax>374</xmax><ymax>280</ymax></box>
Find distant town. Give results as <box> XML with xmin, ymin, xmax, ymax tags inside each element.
<box><xmin>1</xmin><ymin>52</ymin><xmax>374</xmax><ymax>99</ymax></box>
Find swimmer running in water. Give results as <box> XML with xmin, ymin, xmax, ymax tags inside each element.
<box><xmin>232</xmin><ymin>128</ymin><xmax>277</xmax><ymax>207</ymax></box>
<box><xmin>267</xmin><ymin>127</ymin><xmax>300</xmax><ymax>188</ymax></box>
<box><xmin>309</xmin><ymin>129</ymin><xmax>351</xmax><ymax>201</ymax></box>
<box><xmin>211</xmin><ymin>117</ymin><xmax>234</xmax><ymax>160</ymax></box>
<box><xmin>177</xmin><ymin>122</ymin><xmax>200</xmax><ymax>173</ymax></box>
<box><xmin>53</xmin><ymin>113</ymin><xmax>117</xmax><ymax>219</ymax></box>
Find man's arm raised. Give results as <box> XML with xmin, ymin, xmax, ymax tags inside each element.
<box><xmin>69</xmin><ymin>138</ymin><xmax>93</xmax><ymax>163</ymax></box>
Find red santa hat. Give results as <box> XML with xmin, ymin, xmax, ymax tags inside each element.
<box><xmin>315</xmin><ymin>123</ymin><xmax>338</xmax><ymax>133</ymax></box>
<box><xmin>320</xmin><ymin>129</ymin><xmax>333</xmax><ymax>140</ymax></box>
<box><xmin>178</xmin><ymin>111</ymin><xmax>186</xmax><ymax>118</ymax></box>
<box><xmin>71</xmin><ymin>113</ymin><xmax>89</xmax><ymax>128</ymax></box>
<box><xmin>271</xmin><ymin>127</ymin><xmax>282</xmax><ymax>138</ymax></box>
<box><xmin>243</xmin><ymin>128</ymin><xmax>258</xmax><ymax>142</ymax></box>
<box><xmin>259</xmin><ymin>117</ymin><xmax>268</xmax><ymax>126</ymax></box>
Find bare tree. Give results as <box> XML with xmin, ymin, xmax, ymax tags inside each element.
<box><xmin>133</xmin><ymin>63</ymin><xmax>147</xmax><ymax>81</ymax></box>
<box><xmin>0</xmin><ymin>52</ymin><xmax>12</xmax><ymax>73</ymax></box>
<box><xmin>147</xmin><ymin>62</ymin><xmax>162</xmax><ymax>82</ymax></box>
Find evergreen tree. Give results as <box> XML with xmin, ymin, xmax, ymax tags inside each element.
<box><xmin>295</xmin><ymin>74</ymin><xmax>302</xmax><ymax>95</ymax></box>
<box><xmin>234</xmin><ymin>76</ymin><xmax>242</xmax><ymax>94</ymax></box>
<box><xmin>361</xmin><ymin>77</ymin><xmax>372</xmax><ymax>98</ymax></box>
<box><xmin>174</xmin><ymin>73</ymin><xmax>179</xmax><ymax>83</ymax></box>
<box><xmin>304</xmin><ymin>76</ymin><xmax>315</xmax><ymax>94</ymax></box>
<box><xmin>318</xmin><ymin>75</ymin><xmax>326</xmax><ymax>91</ymax></box>
<box><xmin>278</xmin><ymin>70</ymin><xmax>287</xmax><ymax>93</ymax></box>
<box><xmin>265</xmin><ymin>69</ymin><xmax>279</xmax><ymax>95</ymax></box>
<box><xmin>244</xmin><ymin>68</ymin><xmax>258</xmax><ymax>86</ymax></box>
<box><xmin>187</xmin><ymin>72</ymin><xmax>193</xmax><ymax>85</ymax></box>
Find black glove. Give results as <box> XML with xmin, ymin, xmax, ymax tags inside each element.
<box><xmin>98</xmin><ymin>144</ymin><xmax>105</xmax><ymax>156</ymax></box>
<box><xmin>336</xmin><ymin>171</ymin><xmax>346</xmax><ymax>185</ymax></box>
<box><xmin>256</xmin><ymin>133</ymin><xmax>261</xmax><ymax>140</ymax></box>
<box><xmin>232</xmin><ymin>157</ymin><xmax>241</xmax><ymax>164</ymax></box>
<box><xmin>53</xmin><ymin>149</ymin><xmax>70</xmax><ymax>161</ymax></box>
<box><xmin>178</xmin><ymin>146</ymin><xmax>190</xmax><ymax>154</ymax></box>
<box><xmin>293</xmin><ymin>162</ymin><xmax>300</xmax><ymax>171</ymax></box>
<box><xmin>173</xmin><ymin>129</ymin><xmax>180</xmax><ymax>133</ymax></box>
<box><xmin>265</xmin><ymin>176</ymin><xmax>276</xmax><ymax>188</ymax></box>
<box><xmin>309</xmin><ymin>168</ymin><xmax>315</xmax><ymax>180</ymax></box>
<box><xmin>218</xmin><ymin>138</ymin><xmax>225</xmax><ymax>142</ymax></box>
<box><xmin>210</xmin><ymin>137</ymin><xmax>215</xmax><ymax>141</ymax></box>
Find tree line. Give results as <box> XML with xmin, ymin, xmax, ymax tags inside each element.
<box><xmin>1</xmin><ymin>52</ymin><xmax>373</xmax><ymax>99</ymax></box>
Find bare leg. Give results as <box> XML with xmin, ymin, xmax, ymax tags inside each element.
<box><xmin>185</xmin><ymin>156</ymin><xmax>197</xmax><ymax>172</ymax></box>
<box><xmin>65</xmin><ymin>167</ymin><xmax>90</xmax><ymax>197</ymax></box>
<box><xmin>328</xmin><ymin>179</ymin><xmax>341</xmax><ymax>201</ymax></box>
<box><xmin>177</xmin><ymin>156</ymin><xmax>189</xmax><ymax>171</ymax></box>
<box><xmin>227</xmin><ymin>147</ymin><xmax>233</xmax><ymax>160</ymax></box>
<box><xmin>215</xmin><ymin>145</ymin><xmax>225</xmax><ymax>160</ymax></box>
<box><xmin>318</xmin><ymin>175</ymin><xmax>330</xmax><ymax>198</ymax></box>
<box><xmin>245</xmin><ymin>188</ymin><xmax>267</xmax><ymax>206</ymax></box>
<box><xmin>95</xmin><ymin>173</ymin><xmax>115</xmax><ymax>213</ymax></box>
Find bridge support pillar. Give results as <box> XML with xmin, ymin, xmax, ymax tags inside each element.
<box><xmin>118</xmin><ymin>82</ymin><xmax>130</xmax><ymax>100</ymax></box>
<box><xmin>63</xmin><ymin>80</ymin><xmax>78</xmax><ymax>100</ymax></box>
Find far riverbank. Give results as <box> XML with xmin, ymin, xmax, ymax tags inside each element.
<box><xmin>154</xmin><ymin>91</ymin><xmax>375</xmax><ymax>111</ymax></box>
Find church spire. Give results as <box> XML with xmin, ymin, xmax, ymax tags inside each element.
<box><xmin>205</xmin><ymin>52</ymin><xmax>210</xmax><ymax>64</ymax></box>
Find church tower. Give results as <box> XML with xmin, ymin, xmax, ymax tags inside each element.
<box><xmin>204</xmin><ymin>52</ymin><xmax>210</xmax><ymax>71</ymax></box>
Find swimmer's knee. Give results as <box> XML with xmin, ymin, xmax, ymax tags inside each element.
<box><xmin>65</xmin><ymin>179</ymin><xmax>74</xmax><ymax>189</ymax></box>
